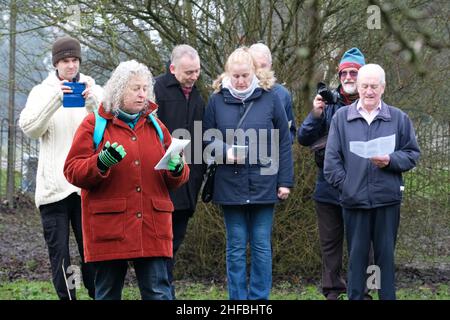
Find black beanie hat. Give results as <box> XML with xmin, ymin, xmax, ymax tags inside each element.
<box><xmin>52</xmin><ymin>36</ymin><xmax>82</xmax><ymax>66</ymax></box>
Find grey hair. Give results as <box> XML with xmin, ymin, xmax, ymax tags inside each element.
<box><xmin>249</xmin><ymin>43</ymin><xmax>272</xmax><ymax>66</ymax></box>
<box><xmin>357</xmin><ymin>63</ymin><xmax>386</xmax><ymax>85</ymax></box>
<box><xmin>102</xmin><ymin>60</ymin><xmax>155</xmax><ymax>113</ymax></box>
<box><xmin>170</xmin><ymin>44</ymin><xmax>200</xmax><ymax>67</ymax></box>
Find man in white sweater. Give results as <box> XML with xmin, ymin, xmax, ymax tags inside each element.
<box><xmin>19</xmin><ymin>36</ymin><xmax>103</xmax><ymax>300</ymax></box>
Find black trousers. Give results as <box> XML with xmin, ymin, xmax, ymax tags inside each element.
<box><xmin>315</xmin><ymin>201</ymin><xmax>347</xmax><ymax>298</ymax></box>
<box><xmin>166</xmin><ymin>209</ymin><xmax>192</xmax><ymax>299</ymax></box>
<box><xmin>39</xmin><ymin>193</ymin><xmax>96</xmax><ymax>300</ymax></box>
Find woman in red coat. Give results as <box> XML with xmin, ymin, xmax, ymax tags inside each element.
<box><xmin>64</xmin><ymin>60</ymin><xmax>189</xmax><ymax>300</ymax></box>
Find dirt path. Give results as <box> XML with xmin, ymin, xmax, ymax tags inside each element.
<box><xmin>0</xmin><ymin>193</ymin><xmax>83</xmax><ymax>282</ymax></box>
<box><xmin>0</xmin><ymin>194</ymin><xmax>52</xmax><ymax>281</ymax></box>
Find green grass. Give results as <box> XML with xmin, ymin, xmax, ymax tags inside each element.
<box><xmin>0</xmin><ymin>280</ymin><xmax>142</xmax><ymax>300</ymax></box>
<box><xmin>0</xmin><ymin>280</ymin><xmax>448</xmax><ymax>300</ymax></box>
<box><xmin>397</xmin><ymin>284</ymin><xmax>450</xmax><ymax>300</ymax></box>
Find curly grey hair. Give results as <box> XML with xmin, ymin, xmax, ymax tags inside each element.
<box><xmin>102</xmin><ymin>60</ymin><xmax>155</xmax><ymax>113</ymax></box>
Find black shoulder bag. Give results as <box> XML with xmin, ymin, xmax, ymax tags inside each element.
<box><xmin>201</xmin><ymin>101</ymin><xmax>254</xmax><ymax>203</ymax></box>
<box><xmin>310</xmin><ymin>134</ymin><xmax>328</xmax><ymax>168</ymax></box>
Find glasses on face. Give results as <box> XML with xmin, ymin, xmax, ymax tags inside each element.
<box><xmin>339</xmin><ymin>70</ymin><xmax>358</xmax><ymax>79</ymax></box>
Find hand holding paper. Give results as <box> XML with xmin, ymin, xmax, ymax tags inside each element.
<box><xmin>154</xmin><ymin>138</ymin><xmax>191</xmax><ymax>170</ymax></box>
<box><xmin>168</xmin><ymin>153</ymin><xmax>184</xmax><ymax>174</ymax></box>
<box><xmin>370</xmin><ymin>154</ymin><xmax>390</xmax><ymax>168</ymax></box>
<box><xmin>226</xmin><ymin>145</ymin><xmax>248</xmax><ymax>163</ymax></box>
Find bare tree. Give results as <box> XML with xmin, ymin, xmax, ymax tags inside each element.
<box><xmin>6</xmin><ymin>0</ymin><xmax>17</xmax><ymax>208</ymax></box>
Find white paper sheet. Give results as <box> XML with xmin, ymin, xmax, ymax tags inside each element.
<box><xmin>154</xmin><ymin>138</ymin><xmax>191</xmax><ymax>170</ymax></box>
<box><xmin>349</xmin><ymin>134</ymin><xmax>396</xmax><ymax>159</ymax></box>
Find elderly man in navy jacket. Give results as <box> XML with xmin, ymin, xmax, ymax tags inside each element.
<box><xmin>324</xmin><ymin>64</ymin><xmax>420</xmax><ymax>300</ymax></box>
<box><xmin>154</xmin><ymin>44</ymin><xmax>206</xmax><ymax>299</ymax></box>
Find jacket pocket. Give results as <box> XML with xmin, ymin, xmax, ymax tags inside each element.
<box><xmin>89</xmin><ymin>198</ymin><xmax>126</xmax><ymax>242</ymax></box>
<box><xmin>340</xmin><ymin>174</ymin><xmax>357</xmax><ymax>205</ymax></box>
<box><xmin>151</xmin><ymin>198</ymin><xmax>174</xmax><ymax>240</ymax></box>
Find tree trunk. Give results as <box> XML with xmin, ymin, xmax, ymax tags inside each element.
<box><xmin>7</xmin><ymin>0</ymin><xmax>17</xmax><ymax>209</ymax></box>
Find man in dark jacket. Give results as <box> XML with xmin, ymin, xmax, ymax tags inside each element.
<box><xmin>154</xmin><ymin>44</ymin><xmax>205</xmax><ymax>298</ymax></box>
<box><xmin>297</xmin><ymin>48</ymin><xmax>365</xmax><ymax>299</ymax></box>
<box><xmin>324</xmin><ymin>64</ymin><xmax>420</xmax><ymax>300</ymax></box>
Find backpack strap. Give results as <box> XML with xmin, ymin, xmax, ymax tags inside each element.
<box><xmin>92</xmin><ymin>109</ymin><xmax>164</xmax><ymax>150</ymax></box>
<box><xmin>93</xmin><ymin>109</ymin><xmax>107</xmax><ymax>150</ymax></box>
<box><xmin>148</xmin><ymin>113</ymin><xmax>164</xmax><ymax>145</ymax></box>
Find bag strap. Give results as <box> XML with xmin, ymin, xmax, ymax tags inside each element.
<box><xmin>236</xmin><ymin>101</ymin><xmax>254</xmax><ymax>130</ymax></box>
<box><xmin>92</xmin><ymin>109</ymin><xmax>165</xmax><ymax>150</ymax></box>
<box><xmin>208</xmin><ymin>101</ymin><xmax>254</xmax><ymax>166</ymax></box>
<box><xmin>93</xmin><ymin>109</ymin><xmax>108</xmax><ymax>150</ymax></box>
<box><xmin>148</xmin><ymin>113</ymin><xmax>164</xmax><ymax>145</ymax></box>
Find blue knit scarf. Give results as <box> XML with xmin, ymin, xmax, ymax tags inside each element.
<box><xmin>117</xmin><ymin>109</ymin><xmax>141</xmax><ymax>129</ymax></box>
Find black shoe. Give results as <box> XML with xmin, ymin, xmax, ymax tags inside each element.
<box><xmin>364</xmin><ymin>293</ymin><xmax>373</xmax><ymax>300</ymax></box>
<box><xmin>326</xmin><ymin>292</ymin><xmax>346</xmax><ymax>300</ymax></box>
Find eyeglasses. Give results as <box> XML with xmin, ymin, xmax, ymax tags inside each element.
<box><xmin>339</xmin><ymin>70</ymin><xmax>358</xmax><ymax>79</ymax></box>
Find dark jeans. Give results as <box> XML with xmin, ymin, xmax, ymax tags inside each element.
<box><xmin>343</xmin><ymin>204</ymin><xmax>400</xmax><ymax>300</ymax></box>
<box><xmin>315</xmin><ymin>201</ymin><xmax>347</xmax><ymax>298</ymax></box>
<box><xmin>167</xmin><ymin>209</ymin><xmax>192</xmax><ymax>299</ymax></box>
<box><xmin>94</xmin><ymin>258</ymin><xmax>171</xmax><ymax>300</ymax></box>
<box><xmin>39</xmin><ymin>193</ymin><xmax>96</xmax><ymax>300</ymax></box>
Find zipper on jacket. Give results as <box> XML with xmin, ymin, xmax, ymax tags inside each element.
<box><xmin>367</xmin><ymin>123</ymin><xmax>372</xmax><ymax>207</ymax></box>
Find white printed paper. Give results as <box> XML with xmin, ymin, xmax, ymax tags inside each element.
<box><xmin>349</xmin><ymin>134</ymin><xmax>396</xmax><ymax>159</ymax></box>
<box><xmin>154</xmin><ymin>138</ymin><xmax>191</xmax><ymax>170</ymax></box>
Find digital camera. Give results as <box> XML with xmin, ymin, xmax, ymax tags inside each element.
<box><xmin>316</xmin><ymin>82</ymin><xmax>339</xmax><ymax>105</ymax></box>
<box><xmin>63</xmin><ymin>82</ymin><xmax>86</xmax><ymax>108</ymax></box>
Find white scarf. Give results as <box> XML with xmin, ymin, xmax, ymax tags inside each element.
<box><xmin>222</xmin><ymin>75</ymin><xmax>259</xmax><ymax>101</ymax></box>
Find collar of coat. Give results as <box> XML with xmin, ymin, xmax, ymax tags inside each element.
<box><xmin>346</xmin><ymin>100</ymin><xmax>391</xmax><ymax>122</ymax></box>
<box><xmin>164</xmin><ymin>71</ymin><xmax>199</xmax><ymax>91</ymax></box>
<box><xmin>221</xmin><ymin>87</ymin><xmax>264</xmax><ymax>104</ymax></box>
<box><xmin>43</xmin><ymin>70</ymin><xmax>91</xmax><ymax>87</ymax></box>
